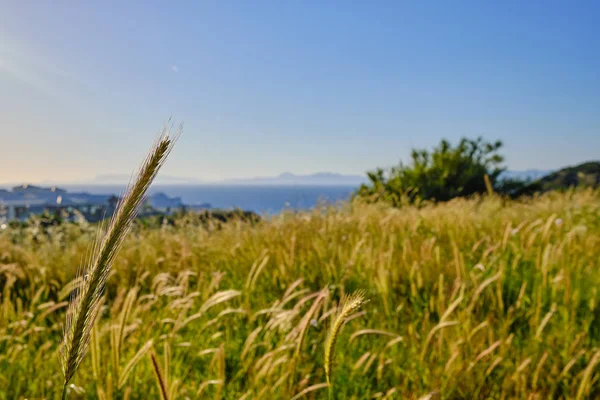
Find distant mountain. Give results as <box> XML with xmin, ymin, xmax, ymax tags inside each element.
<box><xmin>34</xmin><ymin>172</ymin><xmax>368</xmax><ymax>186</ymax></box>
<box><xmin>224</xmin><ymin>172</ymin><xmax>368</xmax><ymax>186</ymax></box>
<box><xmin>39</xmin><ymin>170</ymin><xmax>563</xmax><ymax>187</ymax></box>
<box><xmin>92</xmin><ymin>174</ymin><xmax>203</xmax><ymax>184</ymax></box>
<box><xmin>514</xmin><ymin>161</ymin><xmax>600</xmax><ymax>196</ymax></box>
<box><xmin>500</xmin><ymin>169</ymin><xmax>553</xmax><ymax>182</ymax></box>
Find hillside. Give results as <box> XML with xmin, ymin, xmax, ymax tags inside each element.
<box><xmin>515</xmin><ymin>161</ymin><xmax>600</xmax><ymax>196</ymax></box>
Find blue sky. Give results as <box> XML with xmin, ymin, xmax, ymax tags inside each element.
<box><xmin>1</xmin><ymin>1</ymin><xmax>598</xmax><ymax>183</ymax></box>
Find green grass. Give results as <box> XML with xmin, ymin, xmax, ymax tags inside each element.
<box><xmin>1</xmin><ymin>189</ymin><xmax>599</xmax><ymax>399</ymax></box>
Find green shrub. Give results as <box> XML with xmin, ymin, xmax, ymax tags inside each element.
<box><xmin>357</xmin><ymin>136</ymin><xmax>520</xmax><ymax>205</ymax></box>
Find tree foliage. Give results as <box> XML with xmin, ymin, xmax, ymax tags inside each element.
<box><xmin>357</xmin><ymin>137</ymin><xmax>513</xmax><ymax>206</ymax></box>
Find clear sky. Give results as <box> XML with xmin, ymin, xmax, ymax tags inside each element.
<box><xmin>1</xmin><ymin>1</ymin><xmax>598</xmax><ymax>183</ymax></box>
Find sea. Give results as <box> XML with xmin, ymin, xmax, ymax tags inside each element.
<box><xmin>58</xmin><ymin>184</ymin><xmax>358</xmax><ymax>215</ymax></box>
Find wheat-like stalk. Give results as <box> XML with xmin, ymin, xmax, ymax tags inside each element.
<box><xmin>60</xmin><ymin>123</ymin><xmax>180</xmax><ymax>399</ymax></box>
<box><xmin>324</xmin><ymin>290</ymin><xmax>367</xmax><ymax>397</ymax></box>
<box><xmin>149</xmin><ymin>350</ymin><xmax>170</xmax><ymax>400</ymax></box>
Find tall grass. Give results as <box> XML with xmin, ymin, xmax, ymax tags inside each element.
<box><xmin>324</xmin><ymin>290</ymin><xmax>367</xmax><ymax>398</ymax></box>
<box><xmin>1</xmin><ymin>188</ymin><xmax>600</xmax><ymax>398</ymax></box>
<box><xmin>60</xmin><ymin>124</ymin><xmax>179</xmax><ymax>398</ymax></box>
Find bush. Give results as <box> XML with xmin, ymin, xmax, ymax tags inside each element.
<box><xmin>356</xmin><ymin>137</ymin><xmax>519</xmax><ymax>205</ymax></box>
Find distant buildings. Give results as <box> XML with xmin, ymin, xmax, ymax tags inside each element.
<box><xmin>0</xmin><ymin>184</ymin><xmax>194</xmax><ymax>223</ymax></box>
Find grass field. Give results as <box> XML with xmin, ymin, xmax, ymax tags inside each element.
<box><xmin>1</xmin><ymin>189</ymin><xmax>599</xmax><ymax>399</ymax></box>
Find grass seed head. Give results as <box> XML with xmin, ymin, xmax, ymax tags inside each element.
<box><xmin>324</xmin><ymin>290</ymin><xmax>367</xmax><ymax>385</ymax></box>
<box><xmin>60</xmin><ymin>123</ymin><xmax>180</xmax><ymax>389</ymax></box>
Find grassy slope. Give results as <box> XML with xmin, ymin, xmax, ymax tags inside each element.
<box><xmin>515</xmin><ymin>161</ymin><xmax>600</xmax><ymax>197</ymax></box>
<box><xmin>1</xmin><ymin>189</ymin><xmax>600</xmax><ymax>399</ymax></box>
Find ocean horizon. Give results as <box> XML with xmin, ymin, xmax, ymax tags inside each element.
<box><xmin>22</xmin><ymin>184</ymin><xmax>359</xmax><ymax>214</ymax></box>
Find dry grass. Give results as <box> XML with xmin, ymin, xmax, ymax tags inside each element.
<box><xmin>60</xmin><ymin>123</ymin><xmax>179</xmax><ymax>398</ymax></box>
<box><xmin>324</xmin><ymin>290</ymin><xmax>367</xmax><ymax>396</ymax></box>
<box><xmin>1</xmin><ymin>188</ymin><xmax>600</xmax><ymax>398</ymax></box>
<box><xmin>149</xmin><ymin>350</ymin><xmax>170</xmax><ymax>400</ymax></box>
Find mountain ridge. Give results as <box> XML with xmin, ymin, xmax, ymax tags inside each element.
<box><xmin>3</xmin><ymin>168</ymin><xmax>579</xmax><ymax>187</ymax></box>
<box><xmin>514</xmin><ymin>161</ymin><xmax>600</xmax><ymax>196</ymax></box>
<box><xmin>223</xmin><ymin>172</ymin><xmax>368</xmax><ymax>186</ymax></box>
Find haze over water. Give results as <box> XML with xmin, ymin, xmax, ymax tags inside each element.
<box><xmin>58</xmin><ymin>184</ymin><xmax>358</xmax><ymax>214</ymax></box>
